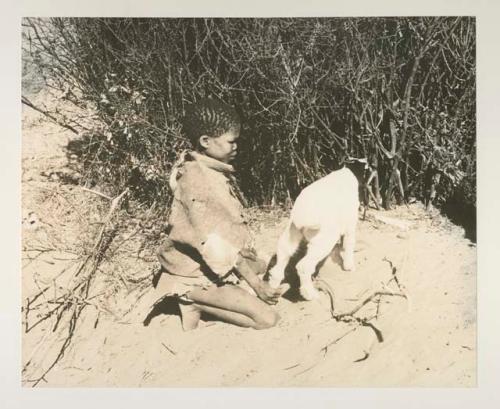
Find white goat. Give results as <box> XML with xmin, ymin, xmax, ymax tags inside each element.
<box><xmin>268</xmin><ymin>159</ymin><xmax>367</xmax><ymax>300</ymax></box>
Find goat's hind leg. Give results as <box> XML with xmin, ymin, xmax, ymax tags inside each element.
<box><xmin>340</xmin><ymin>213</ymin><xmax>357</xmax><ymax>271</ymax></box>
<box><xmin>340</xmin><ymin>227</ymin><xmax>356</xmax><ymax>271</ymax></box>
<box><xmin>268</xmin><ymin>222</ymin><xmax>302</xmax><ymax>288</ymax></box>
<box><xmin>296</xmin><ymin>230</ymin><xmax>339</xmax><ymax>301</ymax></box>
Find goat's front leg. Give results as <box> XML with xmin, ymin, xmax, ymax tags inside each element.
<box><xmin>296</xmin><ymin>231</ymin><xmax>339</xmax><ymax>300</ymax></box>
<box><xmin>268</xmin><ymin>222</ymin><xmax>301</xmax><ymax>288</ymax></box>
<box><xmin>340</xmin><ymin>226</ymin><xmax>356</xmax><ymax>271</ymax></box>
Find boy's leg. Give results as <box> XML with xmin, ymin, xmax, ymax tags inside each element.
<box><xmin>186</xmin><ymin>284</ymin><xmax>280</xmax><ymax>330</ymax></box>
<box><xmin>178</xmin><ymin>302</ymin><xmax>202</xmax><ymax>331</ymax></box>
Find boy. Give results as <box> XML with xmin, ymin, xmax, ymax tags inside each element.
<box><xmin>154</xmin><ymin>98</ymin><xmax>288</xmax><ymax>331</ymax></box>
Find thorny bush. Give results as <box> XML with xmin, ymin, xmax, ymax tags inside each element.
<box><xmin>22</xmin><ymin>17</ymin><xmax>476</xmax><ymax>235</ymax></box>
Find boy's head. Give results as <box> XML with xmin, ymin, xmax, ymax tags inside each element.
<box><xmin>183</xmin><ymin>98</ymin><xmax>241</xmax><ymax>163</ymax></box>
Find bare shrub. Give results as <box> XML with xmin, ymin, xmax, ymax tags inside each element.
<box><xmin>22</xmin><ymin>17</ymin><xmax>476</xmax><ymax>220</ymax></box>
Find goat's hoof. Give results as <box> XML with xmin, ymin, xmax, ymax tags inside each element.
<box><xmin>299</xmin><ymin>286</ymin><xmax>320</xmax><ymax>301</ymax></box>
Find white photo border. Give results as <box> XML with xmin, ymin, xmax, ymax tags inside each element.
<box><xmin>2</xmin><ymin>1</ymin><xmax>499</xmax><ymax>408</ymax></box>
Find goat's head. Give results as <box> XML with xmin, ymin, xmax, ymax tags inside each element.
<box><xmin>342</xmin><ymin>157</ymin><xmax>372</xmax><ymax>206</ymax></box>
<box><xmin>343</xmin><ymin>156</ymin><xmax>371</xmax><ymax>182</ymax></box>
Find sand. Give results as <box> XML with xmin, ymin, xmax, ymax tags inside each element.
<box><xmin>21</xmin><ymin>91</ymin><xmax>476</xmax><ymax>387</ymax></box>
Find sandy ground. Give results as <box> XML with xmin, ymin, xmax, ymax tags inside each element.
<box><xmin>21</xmin><ymin>92</ymin><xmax>476</xmax><ymax>387</ymax></box>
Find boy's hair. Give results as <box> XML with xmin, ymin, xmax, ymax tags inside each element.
<box><xmin>182</xmin><ymin>98</ymin><xmax>241</xmax><ymax>146</ymax></box>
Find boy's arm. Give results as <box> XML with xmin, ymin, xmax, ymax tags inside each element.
<box><xmin>197</xmin><ymin>219</ymin><xmax>289</xmax><ymax>304</ymax></box>
<box><xmin>235</xmin><ymin>249</ymin><xmax>290</xmax><ymax>305</ymax></box>
<box><xmin>175</xmin><ymin>168</ymin><xmax>288</xmax><ymax>303</ymax></box>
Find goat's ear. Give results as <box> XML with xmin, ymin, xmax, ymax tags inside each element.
<box><xmin>342</xmin><ymin>155</ymin><xmax>354</xmax><ymax>166</ymax></box>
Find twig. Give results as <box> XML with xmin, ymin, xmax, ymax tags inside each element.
<box><xmin>81</xmin><ymin>187</ymin><xmax>113</xmax><ymax>201</ymax></box>
<box><xmin>161</xmin><ymin>342</ymin><xmax>177</xmax><ymax>355</ymax></box>
<box><xmin>320</xmin><ymin>325</ymin><xmax>359</xmax><ymax>355</ymax></box>
<box><xmin>361</xmin><ymin>320</ymin><xmax>384</xmax><ymax>343</ymax></box>
<box><xmin>314</xmin><ymin>278</ymin><xmax>335</xmax><ymax>314</ymax></box>
<box><xmin>25</xmin><ymin>189</ymin><xmax>128</xmax><ymax>387</ymax></box>
<box><xmin>366</xmin><ymin>181</ymin><xmax>381</xmax><ymax>210</ymax></box>
<box><xmin>334</xmin><ymin>291</ymin><xmax>407</xmax><ymax>320</ymax></box>
<box><xmin>29</xmin><ymin>304</ymin><xmax>78</xmax><ymax>387</ymax></box>
<box><xmin>353</xmin><ymin>337</ymin><xmax>378</xmax><ymax>363</ymax></box>
<box><xmin>383</xmin><ymin>257</ymin><xmax>404</xmax><ymax>292</ymax></box>
<box><xmin>21</xmin><ymin>95</ymin><xmax>79</xmax><ymax>135</ymax></box>
<box><xmin>354</xmin><ymin>351</ymin><xmax>370</xmax><ymax>363</ymax></box>
<box><xmin>292</xmin><ymin>325</ymin><xmax>359</xmax><ymax>377</ymax></box>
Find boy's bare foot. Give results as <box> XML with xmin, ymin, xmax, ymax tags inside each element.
<box><xmin>136</xmin><ymin>288</ymin><xmax>164</xmax><ymax>318</ymax></box>
<box><xmin>179</xmin><ymin>302</ymin><xmax>201</xmax><ymax>331</ymax></box>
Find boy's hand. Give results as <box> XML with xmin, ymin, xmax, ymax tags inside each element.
<box><xmin>255</xmin><ymin>282</ymin><xmax>290</xmax><ymax>305</ymax></box>
<box><xmin>234</xmin><ymin>248</ymin><xmax>289</xmax><ymax>304</ymax></box>
<box><xmin>236</xmin><ymin>248</ymin><xmax>267</xmax><ymax>276</ymax></box>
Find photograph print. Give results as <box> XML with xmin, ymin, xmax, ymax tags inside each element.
<box><xmin>21</xmin><ymin>17</ymin><xmax>476</xmax><ymax>387</ymax></box>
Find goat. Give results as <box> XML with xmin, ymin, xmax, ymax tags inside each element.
<box><xmin>267</xmin><ymin>158</ymin><xmax>369</xmax><ymax>301</ymax></box>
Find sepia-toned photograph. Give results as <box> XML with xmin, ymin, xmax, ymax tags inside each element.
<box><xmin>21</xmin><ymin>16</ymin><xmax>476</xmax><ymax>387</ymax></box>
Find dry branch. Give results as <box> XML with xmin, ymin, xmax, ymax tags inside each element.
<box><xmin>21</xmin><ymin>95</ymin><xmax>79</xmax><ymax>135</ymax></box>
<box><xmin>334</xmin><ymin>291</ymin><xmax>407</xmax><ymax>320</ymax></box>
<box><xmin>307</xmin><ymin>256</ymin><xmax>410</xmax><ymax>374</ymax></box>
<box><xmin>23</xmin><ymin>189</ymin><xmax>129</xmax><ymax>387</ymax></box>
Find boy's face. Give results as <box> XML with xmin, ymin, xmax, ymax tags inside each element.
<box><xmin>199</xmin><ymin>129</ymin><xmax>240</xmax><ymax>164</ymax></box>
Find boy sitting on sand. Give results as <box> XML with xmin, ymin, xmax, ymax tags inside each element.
<box><xmin>154</xmin><ymin>98</ymin><xmax>288</xmax><ymax>331</ymax></box>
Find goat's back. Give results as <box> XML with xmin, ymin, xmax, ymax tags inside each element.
<box><xmin>290</xmin><ymin>167</ymin><xmax>359</xmax><ymax>231</ymax></box>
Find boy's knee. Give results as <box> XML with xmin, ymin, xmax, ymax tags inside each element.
<box><xmin>254</xmin><ymin>309</ymin><xmax>280</xmax><ymax>330</ymax></box>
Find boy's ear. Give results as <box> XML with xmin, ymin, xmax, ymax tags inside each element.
<box><xmin>198</xmin><ymin>135</ymin><xmax>211</xmax><ymax>149</ymax></box>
